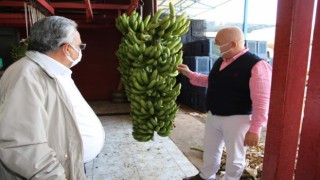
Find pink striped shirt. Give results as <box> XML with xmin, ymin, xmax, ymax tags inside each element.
<box><xmin>188</xmin><ymin>49</ymin><xmax>272</xmax><ymax>133</ymax></box>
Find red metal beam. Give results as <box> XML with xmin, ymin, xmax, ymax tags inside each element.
<box><xmin>50</xmin><ymin>3</ymin><xmax>129</xmax><ymax>10</ymax></box>
<box><xmin>261</xmin><ymin>0</ymin><xmax>314</xmax><ymax>179</ymax></box>
<box><xmin>91</xmin><ymin>4</ymin><xmax>129</xmax><ymax>10</ymax></box>
<box><xmin>126</xmin><ymin>0</ymin><xmax>139</xmax><ymax>15</ymax></box>
<box><xmin>295</xmin><ymin>1</ymin><xmax>320</xmax><ymax>179</ymax></box>
<box><xmin>84</xmin><ymin>0</ymin><xmax>94</xmax><ymax>22</ymax></box>
<box><xmin>0</xmin><ymin>13</ymin><xmax>25</xmax><ymax>25</ymax></box>
<box><xmin>0</xmin><ymin>14</ymin><xmax>24</xmax><ymax>19</ymax></box>
<box><xmin>0</xmin><ymin>19</ymin><xmax>26</xmax><ymax>25</ymax></box>
<box><xmin>0</xmin><ymin>1</ymin><xmax>24</xmax><ymax>7</ymax></box>
<box><xmin>77</xmin><ymin>23</ymin><xmax>114</xmax><ymax>29</ymax></box>
<box><xmin>36</xmin><ymin>0</ymin><xmax>54</xmax><ymax>14</ymax></box>
<box><xmin>0</xmin><ymin>1</ymin><xmax>54</xmax><ymax>14</ymax></box>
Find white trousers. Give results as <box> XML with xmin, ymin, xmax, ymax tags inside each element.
<box><xmin>199</xmin><ymin>114</ymin><xmax>251</xmax><ymax>180</ymax></box>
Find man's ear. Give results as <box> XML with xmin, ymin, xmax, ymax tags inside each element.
<box><xmin>62</xmin><ymin>43</ymin><xmax>71</xmax><ymax>56</ymax></box>
<box><xmin>231</xmin><ymin>41</ymin><xmax>237</xmax><ymax>48</ymax></box>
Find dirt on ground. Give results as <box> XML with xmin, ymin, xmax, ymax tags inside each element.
<box><xmin>171</xmin><ymin>104</ymin><xmax>266</xmax><ymax>179</ymax></box>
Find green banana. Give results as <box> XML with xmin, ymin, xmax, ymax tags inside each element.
<box><xmin>115</xmin><ymin>8</ymin><xmax>190</xmax><ymax>142</ymax></box>
<box><xmin>150</xmin><ymin>117</ymin><xmax>158</xmax><ymax>127</ymax></box>
<box><xmin>169</xmin><ymin>2</ymin><xmax>175</xmax><ymax>17</ymax></box>
<box><xmin>150</xmin><ymin>69</ymin><xmax>158</xmax><ymax>80</ymax></box>
<box><xmin>175</xmin><ymin>13</ymin><xmax>187</xmax><ymax>24</ymax></box>
<box><xmin>143</xmin><ymin>14</ymin><xmax>151</xmax><ymax>27</ymax></box>
<box><xmin>141</xmin><ymin>70</ymin><xmax>149</xmax><ymax>84</ymax></box>
<box><xmin>151</xmin><ymin>9</ymin><xmax>164</xmax><ymax>23</ymax></box>
<box><xmin>171</xmin><ymin>43</ymin><xmax>183</xmax><ymax>54</ymax></box>
<box><xmin>147</xmin><ymin>79</ymin><xmax>157</xmax><ymax>89</ymax></box>
<box><xmin>133</xmin><ymin>79</ymin><xmax>145</xmax><ymax>91</ymax></box>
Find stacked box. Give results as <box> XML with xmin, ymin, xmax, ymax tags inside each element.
<box><xmin>209</xmin><ymin>56</ymin><xmax>219</xmax><ymax>70</ymax></box>
<box><xmin>177</xmin><ymin>56</ymin><xmax>210</xmax><ymax>109</ymax></box>
<box><xmin>193</xmin><ymin>41</ymin><xmax>203</xmax><ymax>55</ymax></box>
<box><xmin>200</xmin><ymin>38</ymin><xmax>215</xmax><ymax>57</ymax></box>
<box><xmin>245</xmin><ymin>40</ymin><xmax>268</xmax><ymax>60</ymax></box>
<box><xmin>196</xmin><ymin>92</ymin><xmax>208</xmax><ymax>113</ymax></box>
<box><xmin>185</xmin><ymin>36</ymin><xmax>207</xmax><ymax>43</ymax></box>
<box><xmin>191</xmin><ymin>20</ymin><xmax>207</xmax><ymax>37</ymax></box>
<box><xmin>177</xmin><ymin>88</ymin><xmax>208</xmax><ymax>113</ymax></box>
<box><xmin>177</xmin><ymin>74</ymin><xmax>192</xmax><ymax>90</ymax></box>
<box><xmin>182</xmin><ymin>38</ymin><xmax>216</xmax><ymax>57</ymax></box>
<box><xmin>182</xmin><ymin>43</ymin><xmax>193</xmax><ymax>56</ymax></box>
<box><xmin>257</xmin><ymin>41</ymin><xmax>268</xmax><ymax>60</ymax></box>
<box><xmin>183</xmin><ymin>56</ymin><xmax>210</xmax><ymax>74</ymax></box>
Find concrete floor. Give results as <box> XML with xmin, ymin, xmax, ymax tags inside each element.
<box><xmin>89</xmin><ymin>101</ymin><xmax>207</xmax><ymax>168</ymax></box>
<box><xmin>88</xmin><ymin>101</ymin><xmax>266</xmax><ymax>179</ymax></box>
<box><xmin>85</xmin><ymin>115</ymin><xmax>199</xmax><ymax>180</ymax></box>
<box><xmin>87</xmin><ymin>101</ymin><xmax>204</xmax><ymax>180</ymax></box>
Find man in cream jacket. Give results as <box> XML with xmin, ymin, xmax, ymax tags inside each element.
<box><xmin>0</xmin><ymin>16</ymin><xmax>105</xmax><ymax>180</ymax></box>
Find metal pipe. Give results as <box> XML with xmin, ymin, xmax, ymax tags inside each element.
<box><xmin>242</xmin><ymin>0</ymin><xmax>248</xmax><ymax>41</ymax></box>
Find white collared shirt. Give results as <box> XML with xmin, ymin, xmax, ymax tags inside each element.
<box><xmin>36</xmin><ymin>52</ymin><xmax>105</xmax><ymax>163</ymax></box>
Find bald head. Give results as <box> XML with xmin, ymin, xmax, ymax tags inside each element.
<box><xmin>216</xmin><ymin>26</ymin><xmax>245</xmax><ymax>49</ymax></box>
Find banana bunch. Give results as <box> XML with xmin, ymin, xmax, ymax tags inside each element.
<box><xmin>115</xmin><ymin>2</ymin><xmax>190</xmax><ymax>142</ymax></box>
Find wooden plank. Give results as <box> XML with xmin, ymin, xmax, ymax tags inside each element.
<box><xmin>261</xmin><ymin>0</ymin><xmax>314</xmax><ymax>179</ymax></box>
<box><xmin>295</xmin><ymin>1</ymin><xmax>320</xmax><ymax>179</ymax></box>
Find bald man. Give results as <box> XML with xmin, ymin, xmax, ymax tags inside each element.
<box><xmin>178</xmin><ymin>27</ymin><xmax>272</xmax><ymax>180</ymax></box>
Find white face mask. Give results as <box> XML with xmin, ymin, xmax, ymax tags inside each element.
<box><xmin>213</xmin><ymin>42</ymin><xmax>232</xmax><ymax>57</ymax></box>
<box><xmin>65</xmin><ymin>44</ymin><xmax>82</xmax><ymax>67</ymax></box>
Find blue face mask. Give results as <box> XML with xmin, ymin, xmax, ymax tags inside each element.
<box><xmin>213</xmin><ymin>42</ymin><xmax>232</xmax><ymax>57</ymax></box>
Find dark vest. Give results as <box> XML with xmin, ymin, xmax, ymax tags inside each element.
<box><xmin>206</xmin><ymin>51</ymin><xmax>262</xmax><ymax>115</ymax></box>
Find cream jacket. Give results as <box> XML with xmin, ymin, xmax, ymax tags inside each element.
<box><xmin>0</xmin><ymin>52</ymin><xmax>86</xmax><ymax>180</ymax></box>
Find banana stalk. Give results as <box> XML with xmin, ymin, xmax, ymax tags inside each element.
<box><xmin>115</xmin><ymin>2</ymin><xmax>190</xmax><ymax>142</ymax></box>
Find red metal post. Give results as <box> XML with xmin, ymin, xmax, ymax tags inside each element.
<box><xmin>84</xmin><ymin>0</ymin><xmax>94</xmax><ymax>22</ymax></box>
<box><xmin>153</xmin><ymin>0</ymin><xmax>157</xmax><ymax>13</ymax></box>
<box><xmin>261</xmin><ymin>0</ymin><xmax>314</xmax><ymax>179</ymax></box>
<box><xmin>143</xmin><ymin>0</ymin><xmax>154</xmax><ymax>18</ymax></box>
<box><xmin>295</xmin><ymin>1</ymin><xmax>320</xmax><ymax>179</ymax></box>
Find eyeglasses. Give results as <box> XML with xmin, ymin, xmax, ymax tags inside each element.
<box><xmin>79</xmin><ymin>43</ymin><xmax>86</xmax><ymax>50</ymax></box>
<box><xmin>60</xmin><ymin>43</ymin><xmax>86</xmax><ymax>50</ymax></box>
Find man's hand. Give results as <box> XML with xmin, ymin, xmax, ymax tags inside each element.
<box><xmin>244</xmin><ymin>131</ymin><xmax>260</xmax><ymax>146</ymax></box>
<box><xmin>177</xmin><ymin>64</ymin><xmax>192</xmax><ymax>77</ymax></box>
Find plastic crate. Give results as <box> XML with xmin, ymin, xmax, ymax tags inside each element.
<box><xmin>178</xmin><ymin>89</ymin><xmax>198</xmax><ymax>109</ymax></box>
<box><xmin>193</xmin><ymin>41</ymin><xmax>203</xmax><ymax>55</ymax></box>
<box><xmin>246</xmin><ymin>40</ymin><xmax>257</xmax><ymax>54</ymax></box>
<box><xmin>201</xmin><ymin>38</ymin><xmax>215</xmax><ymax>57</ymax></box>
<box><xmin>196</xmin><ymin>92</ymin><xmax>208</xmax><ymax>113</ymax></box>
<box><xmin>178</xmin><ymin>89</ymin><xmax>208</xmax><ymax>113</ymax></box>
<box><xmin>257</xmin><ymin>41</ymin><xmax>268</xmax><ymax>59</ymax></box>
<box><xmin>177</xmin><ymin>88</ymin><xmax>188</xmax><ymax>105</ymax></box>
<box><xmin>191</xmin><ymin>20</ymin><xmax>207</xmax><ymax>37</ymax></box>
<box><xmin>209</xmin><ymin>57</ymin><xmax>219</xmax><ymax>70</ymax></box>
<box><xmin>183</xmin><ymin>56</ymin><xmax>210</xmax><ymax>74</ymax></box>
<box><xmin>177</xmin><ymin>74</ymin><xmax>192</xmax><ymax>90</ymax></box>
<box><xmin>177</xmin><ymin>72</ymin><xmax>208</xmax><ymax>94</ymax></box>
<box><xmin>182</xmin><ymin>43</ymin><xmax>192</xmax><ymax>56</ymax></box>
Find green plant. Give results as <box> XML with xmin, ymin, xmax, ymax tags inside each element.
<box><xmin>10</xmin><ymin>39</ymin><xmax>28</xmax><ymax>62</ymax></box>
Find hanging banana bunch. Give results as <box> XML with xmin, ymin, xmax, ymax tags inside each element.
<box><xmin>115</xmin><ymin>2</ymin><xmax>190</xmax><ymax>142</ymax></box>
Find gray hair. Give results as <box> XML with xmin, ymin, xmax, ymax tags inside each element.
<box><xmin>27</xmin><ymin>16</ymin><xmax>78</xmax><ymax>53</ymax></box>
